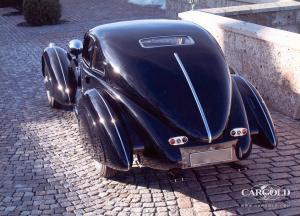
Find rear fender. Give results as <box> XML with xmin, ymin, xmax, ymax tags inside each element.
<box><xmin>42</xmin><ymin>44</ymin><xmax>77</xmax><ymax>105</ymax></box>
<box><xmin>78</xmin><ymin>89</ymin><xmax>131</xmax><ymax>171</ymax></box>
<box><xmin>233</xmin><ymin>75</ymin><xmax>277</xmax><ymax>149</ymax></box>
<box><xmin>227</xmin><ymin>80</ymin><xmax>251</xmax><ymax>159</ymax></box>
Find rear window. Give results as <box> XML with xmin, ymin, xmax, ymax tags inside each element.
<box><xmin>139</xmin><ymin>36</ymin><xmax>195</xmax><ymax>48</ymax></box>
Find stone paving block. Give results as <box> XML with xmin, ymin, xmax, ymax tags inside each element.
<box><xmin>179</xmin><ymin>208</ymin><xmax>194</xmax><ymax>216</ymax></box>
<box><xmin>206</xmin><ymin>187</ymin><xmax>232</xmax><ymax>195</ymax></box>
<box><xmin>247</xmin><ymin>211</ymin><xmax>277</xmax><ymax>216</ymax></box>
<box><xmin>236</xmin><ymin>206</ymin><xmax>263</xmax><ymax>215</ymax></box>
<box><xmin>276</xmin><ymin>207</ymin><xmax>300</xmax><ymax>216</ymax></box>
<box><xmin>268</xmin><ymin>173</ymin><xmax>293</xmax><ymax>180</ymax></box>
<box><xmin>214</xmin><ymin>209</ymin><xmax>237</xmax><ymax>216</ymax></box>
<box><xmin>177</xmin><ymin>197</ymin><xmax>192</xmax><ymax>209</ymax></box>
<box><xmin>209</xmin><ymin>194</ymin><xmax>232</xmax><ymax>202</ymax></box>
<box><xmin>212</xmin><ymin>200</ymin><xmax>239</xmax><ymax>211</ymax></box>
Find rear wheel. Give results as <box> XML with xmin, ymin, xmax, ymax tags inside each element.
<box><xmin>235</xmin><ymin>140</ymin><xmax>252</xmax><ymax>160</ymax></box>
<box><xmin>95</xmin><ymin>162</ymin><xmax>117</xmax><ymax>178</ymax></box>
<box><xmin>46</xmin><ymin>89</ymin><xmax>60</xmax><ymax>108</ymax></box>
<box><xmin>78</xmin><ymin>109</ymin><xmax>117</xmax><ymax>178</ymax></box>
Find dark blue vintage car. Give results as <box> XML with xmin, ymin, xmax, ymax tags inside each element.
<box><xmin>42</xmin><ymin>20</ymin><xmax>277</xmax><ymax>177</ymax></box>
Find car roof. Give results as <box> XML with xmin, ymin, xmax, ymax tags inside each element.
<box><xmin>88</xmin><ymin>20</ymin><xmax>211</xmax><ymax>51</ymax></box>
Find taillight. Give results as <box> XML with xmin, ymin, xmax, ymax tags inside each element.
<box><xmin>230</xmin><ymin>130</ymin><xmax>236</xmax><ymax>136</ymax></box>
<box><xmin>182</xmin><ymin>136</ymin><xmax>188</xmax><ymax>143</ymax></box>
<box><xmin>168</xmin><ymin>138</ymin><xmax>176</xmax><ymax>145</ymax></box>
<box><xmin>230</xmin><ymin>128</ymin><xmax>248</xmax><ymax>137</ymax></box>
<box><xmin>168</xmin><ymin>136</ymin><xmax>188</xmax><ymax>145</ymax></box>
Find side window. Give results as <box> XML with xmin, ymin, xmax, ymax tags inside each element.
<box><xmin>82</xmin><ymin>35</ymin><xmax>94</xmax><ymax>66</ymax></box>
<box><xmin>92</xmin><ymin>43</ymin><xmax>105</xmax><ymax>75</ymax></box>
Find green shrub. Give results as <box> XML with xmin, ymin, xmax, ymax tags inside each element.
<box><xmin>23</xmin><ymin>0</ymin><xmax>61</xmax><ymax>26</ymax></box>
<box><xmin>13</xmin><ymin>0</ymin><xmax>23</xmax><ymax>11</ymax></box>
<box><xmin>0</xmin><ymin>0</ymin><xmax>23</xmax><ymax>11</ymax></box>
<box><xmin>0</xmin><ymin>0</ymin><xmax>10</xmax><ymax>8</ymax></box>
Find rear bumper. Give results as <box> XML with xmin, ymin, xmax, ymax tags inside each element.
<box><xmin>180</xmin><ymin>140</ymin><xmax>238</xmax><ymax>169</ymax></box>
<box><xmin>137</xmin><ymin>140</ymin><xmax>239</xmax><ymax>170</ymax></box>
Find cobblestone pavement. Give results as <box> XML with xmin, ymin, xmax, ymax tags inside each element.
<box><xmin>1</xmin><ymin>1</ymin><xmax>300</xmax><ymax>215</ymax></box>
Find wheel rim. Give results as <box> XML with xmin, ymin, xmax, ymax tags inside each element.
<box><xmin>46</xmin><ymin>90</ymin><xmax>51</xmax><ymax>100</ymax></box>
<box><xmin>44</xmin><ymin>68</ymin><xmax>54</xmax><ymax>105</ymax></box>
<box><xmin>95</xmin><ymin>161</ymin><xmax>104</xmax><ymax>171</ymax></box>
<box><xmin>46</xmin><ymin>90</ymin><xmax>52</xmax><ymax>104</ymax></box>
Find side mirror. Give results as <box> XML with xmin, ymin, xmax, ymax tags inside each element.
<box><xmin>67</xmin><ymin>39</ymin><xmax>83</xmax><ymax>58</ymax></box>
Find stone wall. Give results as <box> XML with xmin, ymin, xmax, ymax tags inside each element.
<box><xmin>179</xmin><ymin>10</ymin><xmax>300</xmax><ymax>119</ymax></box>
<box><xmin>166</xmin><ymin>0</ymin><xmax>250</xmax><ymax>18</ymax></box>
<box><xmin>165</xmin><ymin>0</ymin><xmax>289</xmax><ymax>18</ymax></box>
<box><xmin>200</xmin><ymin>1</ymin><xmax>300</xmax><ymax>33</ymax></box>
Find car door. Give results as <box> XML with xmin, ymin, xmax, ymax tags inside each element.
<box><xmin>81</xmin><ymin>34</ymin><xmax>106</xmax><ymax>92</ymax></box>
<box><xmin>90</xmin><ymin>41</ymin><xmax>106</xmax><ymax>86</ymax></box>
<box><xmin>81</xmin><ymin>34</ymin><xmax>95</xmax><ymax>92</ymax></box>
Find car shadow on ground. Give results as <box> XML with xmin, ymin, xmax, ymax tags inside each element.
<box><xmin>0</xmin><ymin>101</ymin><xmax>293</xmax><ymax>215</ymax></box>
<box><xmin>109</xmin><ymin>161</ymin><xmax>259</xmax><ymax>214</ymax></box>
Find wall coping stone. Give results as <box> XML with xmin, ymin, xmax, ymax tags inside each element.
<box><xmin>200</xmin><ymin>1</ymin><xmax>300</xmax><ymax>16</ymax></box>
<box><xmin>179</xmin><ymin>10</ymin><xmax>300</xmax><ymax>51</ymax></box>
<box><xmin>236</xmin><ymin>0</ymin><xmax>294</xmax><ymax>3</ymax></box>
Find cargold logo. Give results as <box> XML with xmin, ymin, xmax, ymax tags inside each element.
<box><xmin>241</xmin><ymin>184</ymin><xmax>290</xmax><ymax>201</ymax></box>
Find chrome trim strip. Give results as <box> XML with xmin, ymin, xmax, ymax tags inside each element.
<box><xmin>139</xmin><ymin>35</ymin><xmax>195</xmax><ymax>49</ymax></box>
<box><xmin>95</xmin><ymin>91</ymin><xmax>130</xmax><ymax>167</ymax></box>
<box><xmin>239</xmin><ymin>76</ymin><xmax>276</xmax><ymax>143</ymax></box>
<box><xmin>174</xmin><ymin>53</ymin><xmax>212</xmax><ymax>143</ymax></box>
<box><xmin>53</xmin><ymin>47</ymin><xmax>71</xmax><ymax>102</ymax></box>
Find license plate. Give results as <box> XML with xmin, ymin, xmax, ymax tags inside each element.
<box><xmin>189</xmin><ymin>148</ymin><xmax>233</xmax><ymax>167</ymax></box>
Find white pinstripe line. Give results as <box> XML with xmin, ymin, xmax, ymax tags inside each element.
<box><xmin>53</xmin><ymin>47</ymin><xmax>71</xmax><ymax>103</ymax></box>
<box><xmin>239</xmin><ymin>76</ymin><xmax>276</xmax><ymax>143</ymax></box>
<box><xmin>95</xmin><ymin>91</ymin><xmax>130</xmax><ymax>167</ymax></box>
<box><xmin>174</xmin><ymin>52</ymin><xmax>212</xmax><ymax>143</ymax></box>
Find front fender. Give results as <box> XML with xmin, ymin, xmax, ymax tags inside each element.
<box><xmin>42</xmin><ymin>45</ymin><xmax>76</xmax><ymax>105</ymax></box>
<box><xmin>233</xmin><ymin>75</ymin><xmax>277</xmax><ymax>149</ymax></box>
<box><xmin>78</xmin><ymin>89</ymin><xmax>131</xmax><ymax>171</ymax></box>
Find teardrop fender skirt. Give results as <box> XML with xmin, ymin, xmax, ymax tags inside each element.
<box><xmin>77</xmin><ymin>89</ymin><xmax>131</xmax><ymax>171</ymax></box>
<box><xmin>228</xmin><ymin>79</ymin><xmax>252</xmax><ymax>160</ymax></box>
<box><xmin>233</xmin><ymin>75</ymin><xmax>278</xmax><ymax>149</ymax></box>
<box><xmin>42</xmin><ymin>45</ymin><xmax>76</xmax><ymax>106</ymax></box>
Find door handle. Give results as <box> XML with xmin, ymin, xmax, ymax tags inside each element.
<box><xmin>85</xmin><ymin>75</ymin><xmax>90</xmax><ymax>83</ymax></box>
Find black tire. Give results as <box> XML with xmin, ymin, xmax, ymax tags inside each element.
<box><xmin>78</xmin><ymin>109</ymin><xmax>117</xmax><ymax>178</ymax></box>
<box><xmin>96</xmin><ymin>163</ymin><xmax>117</xmax><ymax>178</ymax></box>
<box><xmin>46</xmin><ymin>89</ymin><xmax>60</xmax><ymax>108</ymax></box>
<box><xmin>235</xmin><ymin>141</ymin><xmax>252</xmax><ymax>160</ymax></box>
